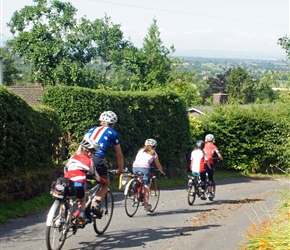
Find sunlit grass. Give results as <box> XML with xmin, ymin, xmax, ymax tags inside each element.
<box><xmin>0</xmin><ymin>191</ymin><xmax>53</xmax><ymax>224</ymax></box>
<box><xmin>242</xmin><ymin>186</ymin><xmax>290</xmax><ymax>250</ymax></box>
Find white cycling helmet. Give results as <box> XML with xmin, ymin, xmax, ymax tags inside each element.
<box><xmin>99</xmin><ymin>111</ymin><xmax>118</xmax><ymax>125</ymax></box>
<box><xmin>99</xmin><ymin>111</ymin><xmax>107</xmax><ymax>122</ymax></box>
<box><xmin>145</xmin><ymin>138</ymin><xmax>157</xmax><ymax>148</ymax></box>
<box><xmin>205</xmin><ymin>134</ymin><xmax>214</xmax><ymax>142</ymax></box>
<box><xmin>80</xmin><ymin>138</ymin><xmax>100</xmax><ymax>152</ymax></box>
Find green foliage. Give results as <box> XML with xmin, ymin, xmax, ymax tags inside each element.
<box><xmin>7</xmin><ymin>0</ymin><xmax>127</xmax><ymax>88</ymax></box>
<box><xmin>167</xmin><ymin>71</ymin><xmax>202</xmax><ymax>106</ymax></box>
<box><xmin>200</xmin><ymin>104</ymin><xmax>290</xmax><ymax>173</ymax></box>
<box><xmin>0</xmin><ymin>47</ymin><xmax>21</xmax><ymax>86</ymax></box>
<box><xmin>204</xmin><ymin>69</ymin><xmax>231</xmax><ymax>101</ymax></box>
<box><xmin>278</xmin><ymin>35</ymin><xmax>290</xmax><ymax>59</ymax></box>
<box><xmin>0</xmin><ymin>86</ymin><xmax>61</xmax><ymax>175</ymax></box>
<box><xmin>42</xmin><ymin>86</ymin><xmax>191</xmax><ymax>175</ymax></box>
<box><xmin>226</xmin><ymin>67</ymin><xmax>255</xmax><ymax>104</ymax></box>
<box><xmin>188</xmin><ymin>116</ymin><xmax>204</xmax><ymax>144</ymax></box>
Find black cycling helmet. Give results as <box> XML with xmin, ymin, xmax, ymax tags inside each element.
<box><xmin>196</xmin><ymin>140</ymin><xmax>205</xmax><ymax>150</ymax></box>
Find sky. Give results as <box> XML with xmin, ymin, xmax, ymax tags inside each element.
<box><xmin>0</xmin><ymin>0</ymin><xmax>289</xmax><ymax>60</ymax></box>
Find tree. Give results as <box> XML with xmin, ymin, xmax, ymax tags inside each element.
<box><xmin>168</xmin><ymin>71</ymin><xmax>202</xmax><ymax>106</ymax></box>
<box><xmin>127</xmin><ymin>18</ymin><xmax>176</xmax><ymax>91</ymax></box>
<box><xmin>0</xmin><ymin>47</ymin><xmax>21</xmax><ymax>86</ymax></box>
<box><xmin>204</xmin><ymin>69</ymin><xmax>232</xmax><ymax>102</ymax></box>
<box><xmin>226</xmin><ymin>67</ymin><xmax>255</xmax><ymax>104</ymax></box>
<box><xmin>278</xmin><ymin>35</ymin><xmax>290</xmax><ymax>59</ymax></box>
<box><xmin>7</xmin><ymin>0</ymin><xmax>128</xmax><ymax>88</ymax></box>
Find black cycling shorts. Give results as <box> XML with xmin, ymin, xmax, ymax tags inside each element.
<box><xmin>92</xmin><ymin>156</ymin><xmax>108</xmax><ymax>179</ymax></box>
<box><xmin>72</xmin><ymin>186</ymin><xmax>85</xmax><ymax>199</ymax></box>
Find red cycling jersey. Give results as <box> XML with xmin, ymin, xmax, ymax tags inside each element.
<box><xmin>204</xmin><ymin>142</ymin><xmax>220</xmax><ymax>165</ymax></box>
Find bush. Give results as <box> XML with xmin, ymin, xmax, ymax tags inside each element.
<box><xmin>42</xmin><ymin>86</ymin><xmax>191</xmax><ymax>176</ymax></box>
<box><xmin>0</xmin><ymin>87</ymin><xmax>61</xmax><ymax>175</ymax></box>
<box><xmin>200</xmin><ymin>104</ymin><xmax>290</xmax><ymax>173</ymax></box>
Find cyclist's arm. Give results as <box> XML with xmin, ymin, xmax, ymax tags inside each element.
<box><xmin>154</xmin><ymin>157</ymin><xmax>165</xmax><ymax>175</ymax></box>
<box><xmin>114</xmin><ymin>144</ymin><xmax>124</xmax><ymax>174</ymax></box>
<box><xmin>217</xmin><ymin>151</ymin><xmax>223</xmax><ymax>161</ymax></box>
<box><xmin>205</xmin><ymin>159</ymin><xmax>211</xmax><ymax>169</ymax></box>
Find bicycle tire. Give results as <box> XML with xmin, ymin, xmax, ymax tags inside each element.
<box><xmin>187</xmin><ymin>185</ymin><xmax>197</xmax><ymax>205</ymax></box>
<box><xmin>125</xmin><ymin>179</ymin><xmax>140</xmax><ymax>217</ymax></box>
<box><xmin>46</xmin><ymin>200</ymin><xmax>68</xmax><ymax>250</ymax></box>
<box><xmin>149</xmin><ymin>177</ymin><xmax>160</xmax><ymax>212</ymax></box>
<box><xmin>93</xmin><ymin>190</ymin><xmax>114</xmax><ymax>235</ymax></box>
<box><xmin>208</xmin><ymin>180</ymin><xmax>216</xmax><ymax>201</ymax></box>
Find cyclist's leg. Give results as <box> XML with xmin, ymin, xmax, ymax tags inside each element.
<box><xmin>207</xmin><ymin>165</ymin><xmax>214</xmax><ymax>193</ymax></box>
<box><xmin>200</xmin><ymin>171</ymin><xmax>207</xmax><ymax>191</ymax></box>
<box><xmin>92</xmin><ymin>156</ymin><xmax>109</xmax><ymax>203</ymax></box>
<box><xmin>133</xmin><ymin>167</ymin><xmax>150</xmax><ymax>209</ymax></box>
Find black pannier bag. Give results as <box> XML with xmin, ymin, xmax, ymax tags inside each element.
<box><xmin>50</xmin><ymin>177</ymin><xmax>74</xmax><ymax>199</ymax></box>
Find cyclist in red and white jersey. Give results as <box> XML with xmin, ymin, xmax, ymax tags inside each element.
<box><xmin>203</xmin><ymin>134</ymin><xmax>223</xmax><ymax>198</ymax></box>
<box><xmin>190</xmin><ymin>140</ymin><xmax>211</xmax><ymax>200</ymax></box>
<box><xmin>65</xmin><ymin>138</ymin><xmax>104</xmax><ymax>221</ymax></box>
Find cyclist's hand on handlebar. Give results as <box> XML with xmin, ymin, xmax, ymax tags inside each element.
<box><xmin>116</xmin><ymin>168</ymin><xmax>124</xmax><ymax>175</ymax></box>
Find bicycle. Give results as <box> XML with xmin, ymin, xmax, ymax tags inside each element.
<box><xmin>45</xmin><ymin>170</ymin><xmax>117</xmax><ymax>250</ymax></box>
<box><xmin>187</xmin><ymin>172</ymin><xmax>216</xmax><ymax>205</ymax></box>
<box><xmin>123</xmin><ymin>167</ymin><xmax>161</xmax><ymax>217</ymax></box>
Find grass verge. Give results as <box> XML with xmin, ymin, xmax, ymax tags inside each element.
<box><xmin>0</xmin><ymin>191</ymin><xmax>53</xmax><ymax>224</ymax></box>
<box><xmin>242</xmin><ymin>187</ymin><xmax>290</xmax><ymax>250</ymax></box>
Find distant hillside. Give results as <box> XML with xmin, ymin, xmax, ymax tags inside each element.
<box><xmin>178</xmin><ymin>56</ymin><xmax>289</xmax><ymax>81</ymax></box>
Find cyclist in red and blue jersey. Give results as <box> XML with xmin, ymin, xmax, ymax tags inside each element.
<box><xmin>83</xmin><ymin>111</ymin><xmax>124</xmax><ymax>212</ymax></box>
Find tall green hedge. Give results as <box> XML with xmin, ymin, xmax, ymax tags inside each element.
<box><xmin>0</xmin><ymin>86</ymin><xmax>61</xmax><ymax>175</ymax></box>
<box><xmin>200</xmin><ymin>104</ymin><xmax>290</xmax><ymax>173</ymax></box>
<box><xmin>42</xmin><ymin>86</ymin><xmax>191</xmax><ymax>175</ymax></box>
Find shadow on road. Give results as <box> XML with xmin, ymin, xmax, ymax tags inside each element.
<box><xmin>74</xmin><ymin>223</ymin><xmax>221</xmax><ymax>249</ymax></box>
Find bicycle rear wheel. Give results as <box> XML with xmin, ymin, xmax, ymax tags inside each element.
<box><xmin>188</xmin><ymin>185</ymin><xmax>197</xmax><ymax>205</ymax></box>
<box><xmin>125</xmin><ymin>179</ymin><xmax>140</xmax><ymax>217</ymax></box>
<box><xmin>46</xmin><ymin>200</ymin><xmax>67</xmax><ymax>250</ymax></box>
<box><xmin>208</xmin><ymin>181</ymin><xmax>216</xmax><ymax>201</ymax></box>
<box><xmin>149</xmin><ymin>177</ymin><xmax>160</xmax><ymax>212</ymax></box>
<box><xmin>93</xmin><ymin>190</ymin><xmax>114</xmax><ymax>235</ymax></box>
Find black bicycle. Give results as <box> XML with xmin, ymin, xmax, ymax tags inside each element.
<box><xmin>45</xmin><ymin>170</ymin><xmax>116</xmax><ymax>250</ymax></box>
<box><xmin>123</xmin><ymin>168</ymin><xmax>160</xmax><ymax>217</ymax></box>
<box><xmin>187</xmin><ymin>172</ymin><xmax>216</xmax><ymax>205</ymax></box>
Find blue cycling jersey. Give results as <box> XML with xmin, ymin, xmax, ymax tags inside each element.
<box><xmin>84</xmin><ymin>126</ymin><xmax>120</xmax><ymax>158</ymax></box>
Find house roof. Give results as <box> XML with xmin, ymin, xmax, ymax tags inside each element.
<box><xmin>6</xmin><ymin>86</ymin><xmax>44</xmax><ymax>106</ymax></box>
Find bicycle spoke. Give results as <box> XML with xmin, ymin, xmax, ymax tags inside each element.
<box><xmin>125</xmin><ymin>180</ymin><xmax>139</xmax><ymax>217</ymax></box>
<box><xmin>93</xmin><ymin>190</ymin><xmax>114</xmax><ymax>235</ymax></box>
<box><xmin>46</xmin><ymin>201</ymin><xmax>67</xmax><ymax>250</ymax></box>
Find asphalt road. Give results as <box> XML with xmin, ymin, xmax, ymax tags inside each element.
<box><xmin>0</xmin><ymin>176</ymin><xmax>288</xmax><ymax>250</ymax></box>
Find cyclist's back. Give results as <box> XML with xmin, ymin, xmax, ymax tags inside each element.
<box><xmin>204</xmin><ymin>134</ymin><xmax>223</xmax><ymax>198</ymax></box>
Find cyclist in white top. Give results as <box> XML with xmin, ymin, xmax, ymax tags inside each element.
<box><xmin>132</xmin><ymin>139</ymin><xmax>165</xmax><ymax>212</ymax></box>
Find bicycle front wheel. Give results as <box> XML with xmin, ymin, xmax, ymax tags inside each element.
<box><xmin>46</xmin><ymin>200</ymin><xmax>67</xmax><ymax>250</ymax></box>
<box><xmin>187</xmin><ymin>185</ymin><xmax>197</xmax><ymax>205</ymax></box>
<box><xmin>125</xmin><ymin>179</ymin><xmax>140</xmax><ymax>217</ymax></box>
<box><xmin>149</xmin><ymin>177</ymin><xmax>160</xmax><ymax>212</ymax></box>
<box><xmin>93</xmin><ymin>190</ymin><xmax>114</xmax><ymax>235</ymax></box>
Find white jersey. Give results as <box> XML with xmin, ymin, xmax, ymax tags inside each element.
<box><xmin>132</xmin><ymin>150</ymin><xmax>157</xmax><ymax>169</ymax></box>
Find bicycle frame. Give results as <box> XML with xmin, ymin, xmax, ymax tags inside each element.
<box><xmin>46</xmin><ymin>172</ymin><xmax>116</xmax><ymax>250</ymax></box>
<box><xmin>124</xmin><ymin>169</ymin><xmax>160</xmax><ymax>217</ymax></box>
